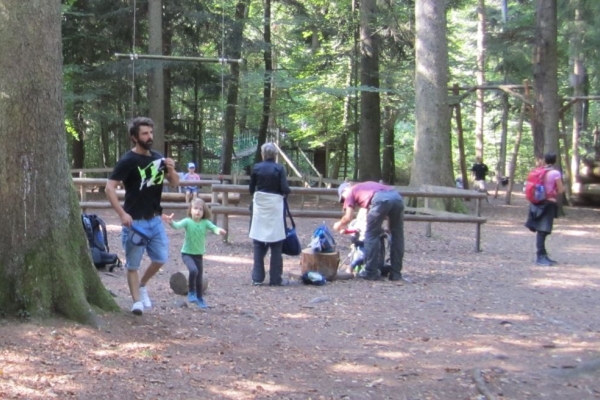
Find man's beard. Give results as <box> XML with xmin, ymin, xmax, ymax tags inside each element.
<box><xmin>137</xmin><ymin>138</ymin><xmax>153</xmax><ymax>150</ymax></box>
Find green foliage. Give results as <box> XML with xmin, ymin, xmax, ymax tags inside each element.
<box><xmin>60</xmin><ymin>0</ymin><xmax>600</xmax><ymax>182</ymax></box>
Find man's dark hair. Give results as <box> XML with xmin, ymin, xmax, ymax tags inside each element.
<box><xmin>544</xmin><ymin>152</ymin><xmax>557</xmax><ymax>165</ymax></box>
<box><xmin>129</xmin><ymin>117</ymin><xmax>154</xmax><ymax>137</ymax></box>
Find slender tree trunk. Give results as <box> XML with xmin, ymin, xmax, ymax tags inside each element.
<box><xmin>453</xmin><ymin>84</ymin><xmax>469</xmax><ymax>190</ymax></box>
<box><xmin>220</xmin><ymin>0</ymin><xmax>248</xmax><ymax>175</ymax></box>
<box><xmin>475</xmin><ymin>0</ymin><xmax>486</xmax><ymax>160</ymax></box>
<box><xmin>334</xmin><ymin>30</ymin><xmax>359</xmax><ymax>180</ymax></box>
<box><xmin>193</xmin><ymin>72</ymin><xmax>202</xmax><ymax>171</ymax></box>
<box><xmin>381</xmin><ymin>107</ymin><xmax>397</xmax><ymax>184</ymax></box>
<box><xmin>494</xmin><ymin>93</ymin><xmax>509</xmax><ymax>197</ymax></box>
<box><xmin>358</xmin><ymin>0</ymin><xmax>381</xmax><ymax>181</ymax></box>
<box><xmin>351</xmin><ymin>0</ymin><xmax>359</xmax><ymax>180</ymax></box>
<box><xmin>100</xmin><ymin>117</ymin><xmax>110</xmax><ymax>168</ymax></box>
<box><xmin>163</xmin><ymin>6</ymin><xmax>173</xmax><ymax>134</ymax></box>
<box><xmin>533</xmin><ymin>0</ymin><xmax>560</xmax><ymax>159</ymax></box>
<box><xmin>148</xmin><ymin>0</ymin><xmax>165</xmax><ymax>155</ymax></box>
<box><xmin>570</xmin><ymin>3</ymin><xmax>585</xmax><ymax>187</ymax></box>
<box><xmin>410</xmin><ymin>0</ymin><xmax>454</xmax><ymax>195</ymax></box>
<box><xmin>254</xmin><ymin>0</ymin><xmax>272</xmax><ymax>163</ymax></box>
<box><xmin>505</xmin><ymin>100</ymin><xmax>527</xmax><ymax>205</ymax></box>
<box><xmin>0</xmin><ymin>0</ymin><xmax>118</xmax><ymax>324</ymax></box>
<box><xmin>72</xmin><ymin>96</ymin><xmax>85</xmax><ymax>169</ymax></box>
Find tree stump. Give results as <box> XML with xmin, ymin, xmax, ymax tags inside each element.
<box><xmin>169</xmin><ymin>271</ymin><xmax>208</xmax><ymax>296</ymax></box>
<box><xmin>300</xmin><ymin>248</ymin><xmax>340</xmax><ymax>281</ymax></box>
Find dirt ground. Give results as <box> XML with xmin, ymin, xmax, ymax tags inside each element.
<box><xmin>1</xmin><ymin>189</ymin><xmax>600</xmax><ymax>400</ymax></box>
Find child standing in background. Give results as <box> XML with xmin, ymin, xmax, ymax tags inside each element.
<box><xmin>183</xmin><ymin>162</ymin><xmax>201</xmax><ymax>203</ymax></box>
<box><xmin>162</xmin><ymin>198</ymin><xmax>226</xmax><ymax>308</ymax></box>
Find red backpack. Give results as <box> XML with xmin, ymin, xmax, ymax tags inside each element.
<box><xmin>524</xmin><ymin>167</ymin><xmax>549</xmax><ymax>204</ymax></box>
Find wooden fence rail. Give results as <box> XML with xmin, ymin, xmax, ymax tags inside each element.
<box><xmin>73</xmin><ymin>178</ymin><xmax>487</xmax><ymax>252</ymax></box>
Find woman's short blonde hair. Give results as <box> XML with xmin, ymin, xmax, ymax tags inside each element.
<box><xmin>261</xmin><ymin>142</ymin><xmax>279</xmax><ymax>160</ymax></box>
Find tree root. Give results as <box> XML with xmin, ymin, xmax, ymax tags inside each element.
<box><xmin>472</xmin><ymin>368</ymin><xmax>497</xmax><ymax>400</ymax></box>
<box><xmin>550</xmin><ymin>358</ymin><xmax>600</xmax><ymax>378</ymax></box>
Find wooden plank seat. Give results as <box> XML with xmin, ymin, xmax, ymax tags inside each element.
<box><xmin>114</xmin><ymin>190</ymin><xmax>240</xmax><ymax>204</ymax></box>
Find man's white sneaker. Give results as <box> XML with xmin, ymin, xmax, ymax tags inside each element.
<box><xmin>139</xmin><ymin>286</ymin><xmax>152</xmax><ymax>308</ymax></box>
<box><xmin>131</xmin><ymin>301</ymin><xmax>144</xmax><ymax>315</ymax></box>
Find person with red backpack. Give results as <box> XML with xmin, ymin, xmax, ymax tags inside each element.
<box><xmin>525</xmin><ymin>153</ymin><xmax>565</xmax><ymax>266</ymax></box>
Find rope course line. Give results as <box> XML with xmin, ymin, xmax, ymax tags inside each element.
<box><xmin>121</xmin><ymin>0</ymin><xmax>244</xmax><ymax>118</ymax></box>
<box><xmin>115</xmin><ymin>53</ymin><xmax>244</xmax><ymax>65</ymax></box>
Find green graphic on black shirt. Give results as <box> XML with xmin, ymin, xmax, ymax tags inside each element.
<box><xmin>138</xmin><ymin>159</ymin><xmax>165</xmax><ymax>190</ymax></box>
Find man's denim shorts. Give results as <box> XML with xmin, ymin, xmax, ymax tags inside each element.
<box><xmin>121</xmin><ymin>216</ymin><xmax>169</xmax><ymax>270</ymax></box>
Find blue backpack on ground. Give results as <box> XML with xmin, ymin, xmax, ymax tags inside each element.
<box><xmin>81</xmin><ymin>214</ymin><xmax>121</xmax><ymax>271</ymax></box>
<box><xmin>310</xmin><ymin>223</ymin><xmax>336</xmax><ymax>253</ymax></box>
<box><xmin>301</xmin><ymin>271</ymin><xmax>327</xmax><ymax>286</ymax></box>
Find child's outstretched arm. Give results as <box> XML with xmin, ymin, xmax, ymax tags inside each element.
<box><xmin>161</xmin><ymin>213</ymin><xmax>174</xmax><ymax>225</ymax></box>
<box><xmin>217</xmin><ymin>228</ymin><xmax>227</xmax><ymax>235</ymax></box>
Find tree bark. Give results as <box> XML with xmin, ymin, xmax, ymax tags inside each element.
<box><xmin>475</xmin><ymin>0</ymin><xmax>486</xmax><ymax>160</ymax></box>
<box><xmin>533</xmin><ymin>0</ymin><xmax>560</xmax><ymax>160</ymax></box>
<box><xmin>0</xmin><ymin>0</ymin><xmax>119</xmax><ymax>324</ymax></box>
<box><xmin>570</xmin><ymin>3</ymin><xmax>585</xmax><ymax>187</ymax></box>
<box><xmin>72</xmin><ymin>96</ymin><xmax>86</xmax><ymax>169</ymax></box>
<box><xmin>148</xmin><ymin>0</ymin><xmax>165</xmax><ymax>155</ymax></box>
<box><xmin>382</xmin><ymin>107</ymin><xmax>398</xmax><ymax>184</ymax></box>
<box><xmin>410</xmin><ymin>0</ymin><xmax>455</xmax><ymax>202</ymax></box>
<box><xmin>254</xmin><ymin>0</ymin><xmax>273</xmax><ymax>163</ymax></box>
<box><xmin>220</xmin><ymin>0</ymin><xmax>248</xmax><ymax>175</ymax></box>
<box><xmin>358</xmin><ymin>0</ymin><xmax>381</xmax><ymax>181</ymax></box>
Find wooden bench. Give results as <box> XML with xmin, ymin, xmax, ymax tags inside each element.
<box><xmin>74</xmin><ymin>179</ymin><xmax>486</xmax><ymax>251</ymax></box>
<box><xmin>72</xmin><ymin>178</ymin><xmax>238</xmax><ymax>206</ymax></box>
<box><xmin>211</xmin><ymin>183</ymin><xmax>487</xmax><ymax>251</ymax></box>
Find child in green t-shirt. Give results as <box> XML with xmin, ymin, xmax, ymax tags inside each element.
<box><xmin>163</xmin><ymin>198</ymin><xmax>226</xmax><ymax>308</ymax></box>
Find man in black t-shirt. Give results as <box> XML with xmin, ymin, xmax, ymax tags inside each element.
<box><xmin>471</xmin><ymin>157</ymin><xmax>489</xmax><ymax>193</ymax></box>
<box><xmin>106</xmin><ymin>117</ymin><xmax>179</xmax><ymax>315</ymax></box>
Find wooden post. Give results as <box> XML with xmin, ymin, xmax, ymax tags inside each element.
<box><xmin>300</xmin><ymin>175</ymin><xmax>307</xmax><ymax>210</ymax></box>
<box><xmin>424</xmin><ymin>197</ymin><xmax>432</xmax><ymax>237</ymax></box>
<box><xmin>316</xmin><ymin>175</ymin><xmax>323</xmax><ymax>206</ymax></box>
<box><xmin>211</xmin><ymin>186</ymin><xmax>218</xmax><ymax>224</ymax></box>
<box><xmin>475</xmin><ymin>197</ymin><xmax>482</xmax><ymax>252</ymax></box>
<box><xmin>222</xmin><ymin>189</ymin><xmax>229</xmax><ymax>242</ymax></box>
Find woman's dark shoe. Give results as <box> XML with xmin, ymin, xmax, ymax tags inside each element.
<box><xmin>535</xmin><ymin>255</ymin><xmax>553</xmax><ymax>266</ymax></box>
<box><xmin>269</xmin><ymin>279</ymin><xmax>290</xmax><ymax>286</ymax></box>
<box><xmin>546</xmin><ymin>255</ymin><xmax>558</xmax><ymax>265</ymax></box>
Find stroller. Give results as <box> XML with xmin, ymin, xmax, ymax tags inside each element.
<box><xmin>340</xmin><ymin>216</ymin><xmax>392</xmax><ymax>277</ymax></box>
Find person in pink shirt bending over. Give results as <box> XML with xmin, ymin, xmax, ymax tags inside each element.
<box><xmin>334</xmin><ymin>181</ymin><xmax>406</xmax><ymax>281</ymax></box>
<box><xmin>525</xmin><ymin>153</ymin><xmax>565</xmax><ymax>266</ymax></box>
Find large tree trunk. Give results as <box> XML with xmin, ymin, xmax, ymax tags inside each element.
<box><xmin>148</xmin><ymin>0</ymin><xmax>165</xmax><ymax>155</ymax></box>
<box><xmin>410</xmin><ymin>0</ymin><xmax>454</xmax><ymax>194</ymax></box>
<box><xmin>358</xmin><ymin>0</ymin><xmax>381</xmax><ymax>181</ymax></box>
<box><xmin>220</xmin><ymin>0</ymin><xmax>248</xmax><ymax>175</ymax></box>
<box><xmin>254</xmin><ymin>0</ymin><xmax>272</xmax><ymax>163</ymax></box>
<box><xmin>533</xmin><ymin>0</ymin><xmax>560</xmax><ymax>159</ymax></box>
<box><xmin>0</xmin><ymin>0</ymin><xmax>118</xmax><ymax>324</ymax></box>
